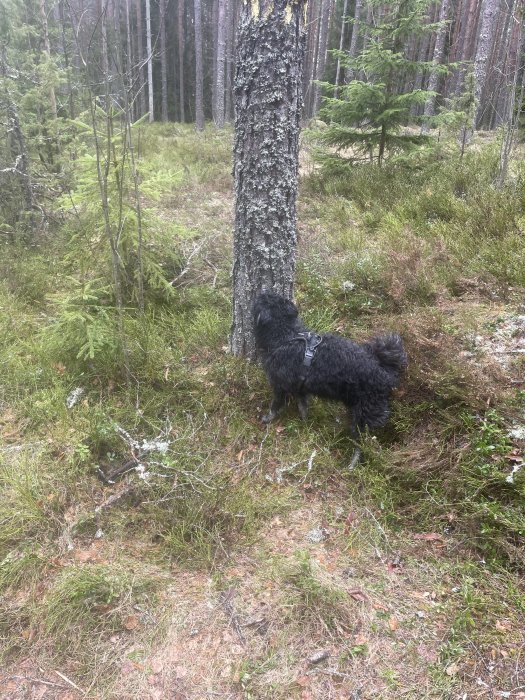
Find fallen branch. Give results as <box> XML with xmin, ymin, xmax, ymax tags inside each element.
<box><xmin>219</xmin><ymin>588</ymin><xmax>246</xmax><ymax>646</ymax></box>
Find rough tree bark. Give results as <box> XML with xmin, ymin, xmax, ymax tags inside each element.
<box><xmin>231</xmin><ymin>0</ymin><xmax>306</xmax><ymax>358</ymax></box>
<box><xmin>194</xmin><ymin>0</ymin><xmax>205</xmax><ymax>130</ymax></box>
<box><xmin>422</xmin><ymin>0</ymin><xmax>451</xmax><ymax>133</ymax></box>
<box><xmin>474</xmin><ymin>0</ymin><xmax>501</xmax><ymax>127</ymax></box>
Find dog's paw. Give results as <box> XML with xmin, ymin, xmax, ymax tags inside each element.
<box><xmin>261</xmin><ymin>412</ymin><xmax>275</xmax><ymax>424</ymax></box>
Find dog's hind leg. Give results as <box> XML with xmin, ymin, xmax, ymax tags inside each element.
<box><xmin>347</xmin><ymin>407</ymin><xmax>363</xmax><ymax>471</ymax></box>
<box><xmin>262</xmin><ymin>389</ymin><xmax>286</xmax><ymax>424</ymax></box>
<box><xmin>297</xmin><ymin>394</ymin><xmax>310</xmax><ymax>420</ymax></box>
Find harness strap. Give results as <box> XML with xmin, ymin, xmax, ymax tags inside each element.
<box><xmin>297</xmin><ymin>331</ymin><xmax>323</xmax><ymax>367</ymax></box>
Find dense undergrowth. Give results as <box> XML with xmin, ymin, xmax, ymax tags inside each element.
<box><xmin>1</xmin><ymin>124</ymin><xmax>524</xmax><ymax>696</ymax></box>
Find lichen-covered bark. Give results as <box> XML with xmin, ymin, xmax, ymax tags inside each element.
<box><xmin>474</xmin><ymin>0</ymin><xmax>501</xmax><ymax>127</ymax></box>
<box><xmin>231</xmin><ymin>0</ymin><xmax>306</xmax><ymax>358</ymax></box>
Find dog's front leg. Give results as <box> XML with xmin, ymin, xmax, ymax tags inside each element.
<box><xmin>297</xmin><ymin>394</ymin><xmax>310</xmax><ymax>420</ymax></box>
<box><xmin>262</xmin><ymin>389</ymin><xmax>286</xmax><ymax>424</ymax></box>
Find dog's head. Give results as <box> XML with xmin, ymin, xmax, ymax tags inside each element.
<box><xmin>253</xmin><ymin>292</ymin><xmax>298</xmax><ymax>328</ymax></box>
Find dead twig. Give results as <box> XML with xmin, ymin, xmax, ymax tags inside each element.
<box><xmin>219</xmin><ymin>588</ymin><xmax>246</xmax><ymax>646</ymax></box>
<box><xmin>53</xmin><ymin>670</ymin><xmax>85</xmax><ymax>694</ymax></box>
<box><xmin>3</xmin><ymin>675</ymin><xmax>67</xmax><ymax>689</ymax></box>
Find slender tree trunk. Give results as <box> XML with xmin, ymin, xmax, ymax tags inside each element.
<box><xmin>160</xmin><ymin>0</ymin><xmax>168</xmax><ymax>121</ymax></box>
<box><xmin>303</xmin><ymin>0</ymin><xmax>320</xmax><ymax>118</ymax></box>
<box><xmin>178</xmin><ymin>0</ymin><xmax>185</xmax><ymax>122</ymax></box>
<box><xmin>490</xmin><ymin>0</ymin><xmax>516</xmax><ymax>128</ymax></box>
<box><xmin>124</xmin><ymin>0</ymin><xmax>133</xmax><ymax>120</ymax></box>
<box><xmin>224</xmin><ymin>0</ymin><xmax>235</xmax><ymax>121</ymax></box>
<box><xmin>58</xmin><ymin>0</ymin><xmax>75</xmax><ymax>118</ymax></box>
<box><xmin>145</xmin><ymin>0</ymin><xmax>154</xmax><ymax>121</ymax></box>
<box><xmin>474</xmin><ymin>0</ymin><xmax>501</xmax><ymax>128</ymax></box>
<box><xmin>496</xmin><ymin>15</ymin><xmax>523</xmax><ymax>185</ymax></box>
<box><xmin>214</xmin><ymin>0</ymin><xmax>227</xmax><ymax>127</ymax></box>
<box><xmin>194</xmin><ymin>0</ymin><xmax>205</xmax><ymax>130</ymax></box>
<box><xmin>39</xmin><ymin>0</ymin><xmax>58</xmax><ymax>118</ymax></box>
<box><xmin>0</xmin><ymin>47</ymin><xmax>35</xmax><ymax>233</ymax></box>
<box><xmin>135</xmin><ymin>0</ymin><xmax>146</xmax><ymax>117</ymax></box>
<box><xmin>357</xmin><ymin>3</ymin><xmax>373</xmax><ymax>81</ymax></box>
<box><xmin>231</xmin><ymin>0</ymin><xmax>307</xmax><ymax>358</ymax></box>
<box><xmin>345</xmin><ymin>0</ymin><xmax>362</xmax><ymax>82</ymax></box>
<box><xmin>334</xmin><ymin>0</ymin><xmax>348</xmax><ymax>97</ymax></box>
<box><xmin>312</xmin><ymin>0</ymin><xmax>333</xmax><ymax>114</ymax></box>
<box><xmin>422</xmin><ymin>0</ymin><xmax>452</xmax><ymax>133</ymax></box>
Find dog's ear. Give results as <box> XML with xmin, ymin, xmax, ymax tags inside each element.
<box><xmin>283</xmin><ymin>299</ymin><xmax>299</xmax><ymax>318</ymax></box>
<box><xmin>255</xmin><ymin>307</ymin><xmax>272</xmax><ymax>327</ymax></box>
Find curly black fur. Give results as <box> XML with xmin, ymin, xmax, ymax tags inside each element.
<box><xmin>253</xmin><ymin>292</ymin><xmax>407</xmax><ymax>434</ymax></box>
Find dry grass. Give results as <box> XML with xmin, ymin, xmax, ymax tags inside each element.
<box><xmin>1</xmin><ymin>125</ymin><xmax>525</xmax><ymax>700</ymax></box>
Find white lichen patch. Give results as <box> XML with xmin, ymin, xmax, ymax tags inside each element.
<box><xmin>468</xmin><ymin>314</ymin><xmax>525</xmax><ymax>370</ymax></box>
<box><xmin>66</xmin><ymin>387</ymin><xmax>85</xmax><ymax>409</ymax></box>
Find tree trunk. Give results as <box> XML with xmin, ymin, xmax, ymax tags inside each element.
<box><xmin>160</xmin><ymin>0</ymin><xmax>168</xmax><ymax>121</ymax></box>
<box><xmin>422</xmin><ymin>0</ymin><xmax>452</xmax><ymax>133</ymax></box>
<box><xmin>303</xmin><ymin>0</ymin><xmax>320</xmax><ymax>119</ymax></box>
<box><xmin>178</xmin><ymin>0</ymin><xmax>185</xmax><ymax>122</ymax></box>
<box><xmin>224</xmin><ymin>0</ymin><xmax>235</xmax><ymax>121</ymax></box>
<box><xmin>214</xmin><ymin>0</ymin><xmax>227</xmax><ymax>127</ymax></box>
<box><xmin>194</xmin><ymin>0</ymin><xmax>205</xmax><ymax>130</ymax></box>
<box><xmin>39</xmin><ymin>0</ymin><xmax>58</xmax><ymax>118</ymax></box>
<box><xmin>231</xmin><ymin>0</ymin><xmax>306</xmax><ymax>358</ymax></box>
<box><xmin>474</xmin><ymin>0</ymin><xmax>501</xmax><ymax>128</ymax></box>
<box><xmin>0</xmin><ymin>46</ymin><xmax>35</xmax><ymax>233</ymax></box>
<box><xmin>334</xmin><ymin>0</ymin><xmax>348</xmax><ymax>97</ymax></box>
<box><xmin>345</xmin><ymin>0</ymin><xmax>362</xmax><ymax>82</ymax></box>
<box><xmin>312</xmin><ymin>0</ymin><xmax>333</xmax><ymax>114</ymax></box>
<box><xmin>135</xmin><ymin>0</ymin><xmax>146</xmax><ymax>117</ymax></box>
<box><xmin>59</xmin><ymin>0</ymin><xmax>75</xmax><ymax>118</ymax></box>
<box><xmin>496</xmin><ymin>14</ymin><xmax>523</xmax><ymax>185</ymax></box>
<box><xmin>145</xmin><ymin>0</ymin><xmax>154</xmax><ymax>122</ymax></box>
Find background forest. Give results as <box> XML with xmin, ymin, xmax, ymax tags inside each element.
<box><xmin>1</xmin><ymin>0</ymin><xmax>525</xmax><ymax>698</ymax></box>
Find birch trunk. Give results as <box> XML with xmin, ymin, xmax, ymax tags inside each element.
<box><xmin>214</xmin><ymin>0</ymin><xmax>227</xmax><ymax>127</ymax></box>
<box><xmin>231</xmin><ymin>0</ymin><xmax>307</xmax><ymax>358</ymax></box>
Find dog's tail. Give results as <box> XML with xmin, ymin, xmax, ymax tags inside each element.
<box><xmin>367</xmin><ymin>334</ymin><xmax>408</xmax><ymax>373</ymax></box>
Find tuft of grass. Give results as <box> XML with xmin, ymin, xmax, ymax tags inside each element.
<box><xmin>43</xmin><ymin>563</ymin><xmax>156</xmax><ymax>648</ymax></box>
<box><xmin>276</xmin><ymin>550</ymin><xmax>354</xmax><ymax>633</ymax></box>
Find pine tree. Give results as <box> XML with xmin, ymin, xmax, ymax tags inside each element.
<box><xmin>231</xmin><ymin>0</ymin><xmax>306</xmax><ymax>358</ymax></box>
<box><xmin>319</xmin><ymin>0</ymin><xmax>437</xmax><ymax>167</ymax></box>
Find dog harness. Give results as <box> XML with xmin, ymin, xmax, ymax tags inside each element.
<box><xmin>296</xmin><ymin>331</ymin><xmax>323</xmax><ymax>367</ymax></box>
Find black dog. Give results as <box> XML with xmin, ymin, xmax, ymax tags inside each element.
<box><xmin>253</xmin><ymin>292</ymin><xmax>407</xmax><ymax>465</ymax></box>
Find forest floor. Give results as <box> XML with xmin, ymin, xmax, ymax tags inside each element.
<box><xmin>1</xmin><ymin>124</ymin><xmax>525</xmax><ymax>699</ymax></box>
